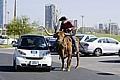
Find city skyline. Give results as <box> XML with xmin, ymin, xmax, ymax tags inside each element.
<box><xmin>6</xmin><ymin>0</ymin><xmax>120</xmax><ymax>27</ymax></box>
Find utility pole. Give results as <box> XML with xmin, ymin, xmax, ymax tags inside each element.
<box><xmin>4</xmin><ymin>0</ymin><xmax>7</xmax><ymax>35</ymax></box>
<box><xmin>5</xmin><ymin>0</ymin><xmax>7</xmax><ymax>25</ymax></box>
<box><xmin>7</xmin><ymin>11</ymin><xmax>10</xmax><ymax>23</ymax></box>
<box><xmin>13</xmin><ymin>0</ymin><xmax>17</xmax><ymax>40</ymax></box>
<box><xmin>14</xmin><ymin>0</ymin><xmax>17</xmax><ymax>20</ymax></box>
<box><xmin>109</xmin><ymin>19</ymin><xmax>111</xmax><ymax>37</ymax></box>
<box><xmin>81</xmin><ymin>15</ymin><xmax>84</xmax><ymax>34</ymax></box>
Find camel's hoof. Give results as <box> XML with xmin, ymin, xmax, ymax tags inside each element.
<box><xmin>67</xmin><ymin>69</ymin><xmax>70</xmax><ymax>72</ymax></box>
<box><xmin>61</xmin><ymin>68</ymin><xmax>66</xmax><ymax>71</ymax></box>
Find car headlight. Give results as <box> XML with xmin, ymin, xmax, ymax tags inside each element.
<box><xmin>18</xmin><ymin>50</ymin><xmax>26</xmax><ymax>55</ymax></box>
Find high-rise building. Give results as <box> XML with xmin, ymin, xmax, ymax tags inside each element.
<box><xmin>109</xmin><ymin>23</ymin><xmax>119</xmax><ymax>35</ymax></box>
<box><xmin>0</xmin><ymin>0</ymin><xmax>3</xmax><ymax>28</ymax></box>
<box><xmin>74</xmin><ymin>20</ymin><xmax>78</xmax><ymax>28</ymax></box>
<box><xmin>98</xmin><ymin>23</ymin><xmax>104</xmax><ymax>33</ymax></box>
<box><xmin>69</xmin><ymin>20</ymin><xmax>78</xmax><ymax>28</ymax></box>
<box><xmin>45</xmin><ymin>4</ymin><xmax>58</xmax><ymax>31</ymax></box>
<box><xmin>99</xmin><ymin>24</ymin><xmax>103</xmax><ymax>30</ymax></box>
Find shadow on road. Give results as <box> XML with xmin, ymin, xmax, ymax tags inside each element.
<box><xmin>51</xmin><ymin>67</ymin><xmax>64</xmax><ymax>71</ymax></box>
<box><xmin>80</xmin><ymin>54</ymin><xmax>117</xmax><ymax>57</ymax></box>
<box><xmin>0</xmin><ymin>65</ymin><xmax>53</xmax><ymax>72</ymax></box>
<box><xmin>97</xmin><ymin>72</ymin><xmax>115</xmax><ymax>75</ymax></box>
<box><xmin>0</xmin><ymin>66</ymin><xmax>64</xmax><ymax>72</ymax></box>
<box><xmin>0</xmin><ymin>66</ymin><xmax>14</xmax><ymax>72</ymax></box>
<box><xmin>99</xmin><ymin>60</ymin><xmax>120</xmax><ymax>63</ymax></box>
<box><xmin>0</xmin><ymin>65</ymin><xmax>76</xmax><ymax>72</ymax></box>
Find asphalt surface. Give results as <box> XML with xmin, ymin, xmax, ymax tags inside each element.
<box><xmin>0</xmin><ymin>49</ymin><xmax>120</xmax><ymax>80</ymax></box>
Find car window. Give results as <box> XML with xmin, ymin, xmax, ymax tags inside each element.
<box><xmin>98</xmin><ymin>39</ymin><xmax>106</xmax><ymax>43</ymax></box>
<box><xmin>18</xmin><ymin>36</ymin><xmax>48</xmax><ymax>50</ymax></box>
<box><xmin>86</xmin><ymin>38</ymin><xmax>98</xmax><ymax>42</ymax></box>
<box><xmin>1</xmin><ymin>36</ymin><xmax>9</xmax><ymax>39</ymax></box>
<box><xmin>107</xmin><ymin>38</ymin><xmax>118</xmax><ymax>44</ymax></box>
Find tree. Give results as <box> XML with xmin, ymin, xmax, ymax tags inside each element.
<box><xmin>31</xmin><ymin>20</ymin><xmax>40</xmax><ymax>27</ymax></box>
<box><xmin>7</xmin><ymin>16</ymin><xmax>33</xmax><ymax>37</ymax></box>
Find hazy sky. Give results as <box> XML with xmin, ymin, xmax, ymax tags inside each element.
<box><xmin>7</xmin><ymin>0</ymin><xmax>120</xmax><ymax>26</ymax></box>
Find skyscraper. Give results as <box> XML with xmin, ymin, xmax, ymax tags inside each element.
<box><xmin>45</xmin><ymin>4</ymin><xmax>58</xmax><ymax>31</ymax></box>
<box><xmin>109</xmin><ymin>23</ymin><xmax>119</xmax><ymax>35</ymax></box>
<box><xmin>0</xmin><ymin>0</ymin><xmax>3</xmax><ymax>28</ymax></box>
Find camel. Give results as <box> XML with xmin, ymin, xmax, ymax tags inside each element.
<box><xmin>42</xmin><ymin>26</ymin><xmax>80</xmax><ymax>71</ymax></box>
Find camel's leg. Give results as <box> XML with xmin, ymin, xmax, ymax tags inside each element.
<box><xmin>67</xmin><ymin>54</ymin><xmax>72</xmax><ymax>71</ymax></box>
<box><xmin>75</xmin><ymin>41</ymin><xmax>80</xmax><ymax>69</ymax></box>
<box><xmin>75</xmin><ymin>51</ymin><xmax>80</xmax><ymax>69</ymax></box>
<box><xmin>61</xmin><ymin>57</ymin><xmax>65</xmax><ymax>71</ymax></box>
<box><xmin>61</xmin><ymin>50</ymin><xmax>65</xmax><ymax>71</ymax></box>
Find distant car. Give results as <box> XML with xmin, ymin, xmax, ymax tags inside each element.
<box><xmin>44</xmin><ymin>36</ymin><xmax>54</xmax><ymax>40</ymax></box>
<box><xmin>80</xmin><ymin>37</ymin><xmax>120</xmax><ymax>56</ymax></box>
<box><xmin>0</xmin><ymin>35</ymin><xmax>17</xmax><ymax>45</ymax></box>
<box><xmin>45</xmin><ymin>36</ymin><xmax>57</xmax><ymax>52</ymax></box>
<box><xmin>48</xmin><ymin>38</ymin><xmax>57</xmax><ymax>52</ymax></box>
<box><xmin>76</xmin><ymin>34</ymin><xmax>96</xmax><ymax>42</ymax></box>
<box><xmin>13</xmin><ymin>34</ymin><xmax>52</xmax><ymax>71</ymax></box>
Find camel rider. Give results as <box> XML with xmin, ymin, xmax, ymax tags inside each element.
<box><xmin>59</xmin><ymin>16</ymin><xmax>78</xmax><ymax>52</ymax></box>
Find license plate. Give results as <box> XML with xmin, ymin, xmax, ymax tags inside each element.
<box><xmin>31</xmin><ymin>51</ymin><xmax>37</xmax><ymax>54</ymax></box>
<box><xmin>30</xmin><ymin>61</ymin><xmax>38</xmax><ymax>65</ymax></box>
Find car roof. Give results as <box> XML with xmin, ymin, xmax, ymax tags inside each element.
<box><xmin>89</xmin><ymin>37</ymin><xmax>113</xmax><ymax>39</ymax></box>
<box><xmin>97</xmin><ymin>37</ymin><xmax>114</xmax><ymax>39</ymax></box>
<box><xmin>49</xmin><ymin>38</ymin><xmax>56</xmax><ymax>41</ymax></box>
<box><xmin>21</xmin><ymin>34</ymin><xmax>44</xmax><ymax>38</ymax></box>
<box><xmin>90</xmin><ymin>37</ymin><xmax>118</xmax><ymax>41</ymax></box>
<box><xmin>75</xmin><ymin>34</ymin><xmax>95</xmax><ymax>36</ymax></box>
<box><xmin>44</xmin><ymin>36</ymin><xmax>53</xmax><ymax>38</ymax></box>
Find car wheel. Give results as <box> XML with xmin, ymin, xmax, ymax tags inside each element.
<box><xmin>118</xmin><ymin>50</ymin><xmax>120</xmax><ymax>57</ymax></box>
<box><xmin>94</xmin><ymin>48</ymin><xmax>102</xmax><ymax>57</ymax></box>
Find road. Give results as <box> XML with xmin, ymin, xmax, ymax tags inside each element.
<box><xmin>0</xmin><ymin>49</ymin><xmax>120</xmax><ymax>80</ymax></box>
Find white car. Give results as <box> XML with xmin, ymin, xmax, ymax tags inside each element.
<box><xmin>80</xmin><ymin>37</ymin><xmax>120</xmax><ymax>56</ymax></box>
<box><xmin>76</xmin><ymin>34</ymin><xmax>96</xmax><ymax>42</ymax></box>
<box><xmin>13</xmin><ymin>35</ymin><xmax>52</xmax><ymax>71</ymax></box>
<box><xmin>0</xmin><ymin>35</ymin><xmax>17</xmax><ymax>45</ymax></box>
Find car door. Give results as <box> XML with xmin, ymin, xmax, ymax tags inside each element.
<box><xmin>106</xmin><ymin>38</ymin><xmax>120</xmax><ymax>53</ymax></box>
<box><xmin>98</xmin><ymin>38</ymin><xmax>112</xmax><ymax>53</ymax></box>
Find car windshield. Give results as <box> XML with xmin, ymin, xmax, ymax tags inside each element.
<box><xmin>18</xmin><ymin>36</ymin><xmax>48</xmax><ymax>50</ymax></box>
<box><xmin>76</xmin><ymin>35</ymin><xmax>84</xmax><ymax>41</ymax></box>
<box><xmin>86</xmin><ymin>38</ymin><xmax>98</xmax><ymax>42</ymax></box>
